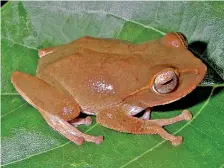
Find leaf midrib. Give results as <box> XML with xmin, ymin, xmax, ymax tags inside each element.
<box><xmin>1</xmin><ymin>87</ymin><xmax>216</xmax><ymax>167</ymax></box>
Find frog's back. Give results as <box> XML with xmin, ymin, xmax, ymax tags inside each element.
<box><xmin>43</xmin><ymin>47</ymin><xmax>149</xmax><ymax>114</ymax></box>
<box><xmin>36</xmin><ymin>37</ymin><xmax>153</xmax><ymax>113</ymax></box>
<box><xmin>37</xmin><ymin>36</ymin><xmax>147</xmax><ymax>73</ymax></box>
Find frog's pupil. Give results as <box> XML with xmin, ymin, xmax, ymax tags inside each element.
<box><xmin>162</xmin><ymin>78</ymin><xmax>174</xmax><ymax>85</ymax></box>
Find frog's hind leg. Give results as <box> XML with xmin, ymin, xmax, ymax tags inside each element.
<box><xmin>96</xmin><ymin>105</ymin><xmax>190</xmax><ymax>146</ymax></box>
<box><xmin>11</xmin><ymin>71</ymin><xmax>103</xmax><ymax>145</ymax></box>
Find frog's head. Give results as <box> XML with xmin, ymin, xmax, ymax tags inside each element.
<box><xmin>124</xmin><ymin>32</ymin><xmax>207</xmax><ymax>107</ymax></box>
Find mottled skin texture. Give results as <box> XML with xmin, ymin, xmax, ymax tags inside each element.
<box><xmin>11</xmin><ymin>33</ymin><xmax>207</xmax><ymax>146</ymax></box>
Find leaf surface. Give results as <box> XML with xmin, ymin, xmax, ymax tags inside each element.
<box><xmin>1</xmin><ymin>2</ymin><xmax>224</xmax><ymax>168</ymax></box>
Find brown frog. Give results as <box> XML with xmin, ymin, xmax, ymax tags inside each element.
<box><xmin>11</xmin><ymin>32</ymin><xmax>207</xmax><ymax>146</ymax></box>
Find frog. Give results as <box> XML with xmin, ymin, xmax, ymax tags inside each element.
<box><xmin>11</xmin><ymin>32</ymin><xmax>207</xmax><ymax>146</ymax></box>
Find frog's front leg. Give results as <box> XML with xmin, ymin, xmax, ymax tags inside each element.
<box><xmin>96</xmin><ymin>105</ymin><xmax>191</xmax><ymax>146</ymax></box>
<box><xmin>11</xmin><ymin>71</ymin><xmax>103</xmax><ymax>145</ymax></box>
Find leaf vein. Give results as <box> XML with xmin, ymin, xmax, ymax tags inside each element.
<box><xmin>60</xmin><ymin>15</ymin><xmax>70</xmax><ymax>42</ymax></box>
<box><xmin>1</xmin><ymin>103</ymin><xmax>27</xmax><ymax>118</ymax></box>
<box><xmin>1</xmin><ymin>37</ymin><xmax>38</xmax><ymax>50</ymax></box>
<box><xmin>219</xmin><ymin>163</ymin><xmax>224</xmax><ymax>168</ymax></box>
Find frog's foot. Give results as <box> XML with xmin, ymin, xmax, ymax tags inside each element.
<box><xmin>70</xmin><ymin>116</ymin><xmax>92</xmax><ymax>127</ymax></box>
<box><xmin>11</xmin><ymin>71</ymin><xmax>103</xmax><ymax>145</ymax></box>
<box><xmin>43</xmin><ymin>113</ymin><xmax>103</xmax><ymax>145</ymax></box>
<box><xmin>96</xmin><ymin>106</ymin><xmax>190</xmax><ymax>146</ymax></box>
<box><xmin>149</xmin><ymin>110</ymin><xmax>192</xmax><ymax>126</ymax></box>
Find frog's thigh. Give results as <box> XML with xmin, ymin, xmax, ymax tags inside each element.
<box><xmin>11</xmin><ymin>71</ymin><xmax>103</xmax><ymax>145</ymax></box>
<box><xmin>96</xmin><ymin>105</ymin><xmax>183</xmax><ymax>146</ymax></box>
<box><xmin>11</xmin><ymin>71</ymin><xmax>79</xmax><ymax>120</ymax></box>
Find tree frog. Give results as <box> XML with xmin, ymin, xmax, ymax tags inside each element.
<box><xmin>11</xmin><ymin>32</ymin><xmax>207</xmax><ymax>146</ymax></box>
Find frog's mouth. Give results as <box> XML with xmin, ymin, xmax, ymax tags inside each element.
<box><xmin>123</xmin><ymin>63</ymin><xmax>207</xmax><ymax>108</ymax></box>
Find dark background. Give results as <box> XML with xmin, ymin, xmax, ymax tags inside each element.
<box><xmin>1</xmin><ymin>0</ymin><xmax>8</xmax><ymax>7</ymax></box>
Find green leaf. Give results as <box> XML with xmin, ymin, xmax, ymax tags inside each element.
<box><xmin>1</xmin><ymin>1</ymin><xmax>224</xmax><ymax>168</ymax></box>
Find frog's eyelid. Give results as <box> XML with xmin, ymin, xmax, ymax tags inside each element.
<box><xmin>161</xmin><ymin>32</ymin><xmax>188</xmax><ymax>48</ymax></box>
<box><xmin>173</xmin><ymin>32</ymin><xmax>188</xmax><ymax>48</ymax></box>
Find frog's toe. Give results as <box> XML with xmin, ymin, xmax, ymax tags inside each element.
<box><xmin>171</xmin><ymin>136</ymin><xmax>183</xmax><ymax>146</ymax></box>
<box><xmin>151</xmin><ymin>125</ymin><xmax>183</xmax><ymax>146</ymax></box>
<box><xmin>78</xmin><ymin>132</ymin><xmax>104</xmax><ymax>145</ymax></box>
<box><xmin>85</xmin><ymin>116</ymin><xmax>93</xmax><ymax>126</ymax></box>
<box><xmin>182</xmin><ymin>110</ymin><xmax>192</xmax><ymax>121</ymax></box>
<box><xmin>71</xmin><ymin>136</ymin><xmax>85</xmax><ymax>146</ymax></box>
<box><xmin>94</xmin><ymin>136</ymin><xmax>104</xmax><ymax>144</ymax></box>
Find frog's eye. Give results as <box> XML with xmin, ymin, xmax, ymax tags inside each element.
<box><xmin>153</xmin><ymin>69</ymin><xmax>178</xmax><ymax>94</ymax></box>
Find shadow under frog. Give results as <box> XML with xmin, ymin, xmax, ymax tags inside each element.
<box><xmin>11</xmin><ymin>32</ymin><xmax>207</xmax><ymax>146</ymax></box>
